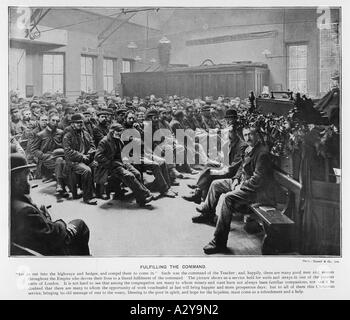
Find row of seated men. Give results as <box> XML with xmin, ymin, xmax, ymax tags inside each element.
<box><xmin>10</xmin><ymin>97</ymin><xmax>275</xmax><ymax>255</ymax></box>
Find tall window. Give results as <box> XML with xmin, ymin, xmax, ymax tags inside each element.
<box><xmin>81</xmin><ymin>55</ymin><xmax>95</xmax><ymax>93</ymax></box>
<box><xmin>42</xmin><ymin>53</ymin><xmax>64</xmax><ymax>94</ymax></box>
<box><xmin>320</xmin><ymin>23</ymin><xmax>340</xmax><ymax>94</ymax></box>
<box><xmin>122</xmin><ymin>59</ymin><xmax>133</xmax><ymax>73</ymax></box>
<box><xmin>288</xmin><ymin>44</ymin><xmax>308</xmax><ymax>93</ymax></box>
<box><xmin>103</xmin><ymin>58</ymin><xmax>114</xmax><ymax>93</ymax></box>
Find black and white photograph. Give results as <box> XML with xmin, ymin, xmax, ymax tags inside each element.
<box><xmin>8</xmin><ymin>4</ymin><xmax>341</xmax><ymax>258</ymax></box>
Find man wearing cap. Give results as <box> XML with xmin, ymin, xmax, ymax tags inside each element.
<box><xmin>82</xmin><ymin>110</ymin><xmax>95</xmax><ymax>137</ymax></box>
<box><xmin>10</xmin><ymin>153</ymin><xmax>90</xmax><ymax>256</ymax></box>
<box><xmin>30</xmin><ymin>113</ymin><xmax>67</xmax><ymax>193</ymax></box>
<box><xmin>94</xmin><ymin>123</ymin><xmax>154</xmax><ymax>206</ymax></box>
<box><xmin>30</xmin><ymin>102</ymin><xmax>42</xmax><ymax>121</ymax></box>
<box><xmin>116</xmin><ymin>107</ymin><xmax>127</xmax><ymax>125</ymax></box>
<box><xmin>63</xmin><ymin>114</ymin><xmax>97</xmax><ymax>205</ymax></box>
<box><xmin>93</xmin><ymin>110</ymin><xmax>110</xmax><ymax>147</ymax></box>
<box><xmin>198</xmin><ymin>125</ymin><xmax>275</xmax><ymax>254</ymax></box>
<box><xmin>59</xmin><ymin>106</ymin><xmax>75</xmax><ymax>131</ymax></box>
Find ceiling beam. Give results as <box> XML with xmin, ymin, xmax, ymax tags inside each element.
<box><xmin>98</xmin><ymin>12</ymin><xmax>138</xmax><ymax>47</ymax></box>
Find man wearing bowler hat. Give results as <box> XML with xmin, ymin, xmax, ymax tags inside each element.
<box><xmin>10</xmin><ymin>153</ymin><xmax>90</xmax><ymax>255</ymax></box>
<box><xmin>63</xmin><ymin>113</ymin><xmax>97</xmax><ymax>205</ymax></box>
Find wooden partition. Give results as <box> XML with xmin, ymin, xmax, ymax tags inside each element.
<box><xmin>121</xmin><ymin>63</ymin><xmax>269</xmax><ymax>99</ymax></box>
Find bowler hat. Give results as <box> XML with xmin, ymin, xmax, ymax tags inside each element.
<box><xmin>110</xmin><ymin>122</ymin><xmax>124</xmax><ymax>132</ymax></box>
<box><xmin>145</xmin><ymin>109</ymin><xmax>158</xmax><ymax>118</ymax></box>
<box><xmin>224</xmin><ymin>109</ymin><xmax>238</xmax><ymax>119</ymax></box>
<box><xmin>51</xmin><ymin>148</ymin><xmax>65</xmax><ymax>159</ymax></box>
<box><xmin>97</xmin><ymin>110</ymin><xmax>111</xmax><ymax>116</ymax></box>
<box><xmin>11</xmin><ymin>153</ymin><xmax>36</xmax><ymax>172</ymax></box>
<box><xmin>71</xmin><ymin>113</ymin><xmax>85</xmax><ymax>122</ymax></box>
<box><xmin>116</xmin><ymin>108</ymin><xmax>127</xmax><ymax>115</ymax></box>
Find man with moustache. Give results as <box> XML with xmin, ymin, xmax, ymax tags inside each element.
<box><xmin>10</xmin><ymin>105</ymin><xmax>26</xmax><ymax>137</ymax></box>
<box><xmin>30</xmin><ymin>113</ymin><xmax>66</xmax><ymax>193</ymax></box>
<box><xmin>10</xmin><ymin>152</ymin><xmax>90</xmax><ymax>256</ymax></box>
<box><xmin>94</xmin><ymin>123</ymin><xmax>154</xmax><ymax>206</ymax></box>
<box><xmin>93</xmin><ymin>110</ymin><xmax>110</xmax><ymax>147</ymax></box>
<box><xmin>198</xmin><ymin>125</ymin><xmax>276</xmax><ymax>254</ymax></box>
<box><xmin>63</xmin><ymin>114</ymin><xmax>97</xmax><ymax>205</ymax></box>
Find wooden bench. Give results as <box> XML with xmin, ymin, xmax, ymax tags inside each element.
<box><xmin>11</xmin><ymin>242</ymin><xmax>43</xmax><ymax>256</ymax></box>
<box><xmin>248</xmin><ymin>170</ymin><xmax>302</xmax><ymax>255</ymax></box>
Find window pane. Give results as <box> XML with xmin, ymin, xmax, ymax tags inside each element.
<box><xmin>53</xmin><ymin>75</ymin><xmax>63</xmax><ymax>93</ymax></box>
<box><xmin>53</xmin><ymin>55</ymin><xmax>63</xmax><ymax>74</ymax></box>
<box><xmin>86</xmin><ymin>76</ymin><xmax>93</xmax><ymax>92</ymax></box>
<box><xmin>122</xmin><ymin>60</ymin><xmax>131</xmax><ymax>73</ymax></box>
<box><xmin>108</xmin><ymin>77</ymin><xmax>113</xmax><ymax>92</ymax></box>
<box><xmin>289</xmin><ymin>70</ymin><xmax>298</xmax><ymax>81</ymax></box>
<box><xmin>298</xmin><ymin>69</ymin><xmax>307</xmax><ymax>81</ymax></box>
<box><xmin>297</xmin><ymin>57</ymin><xmax>307</xmax><ymax>68</ymax></box>
<box><xmin>43</xmin><ymin>55</ymin><xmax>53</xmax><ymax>74</ymax></box>
<box><xmin>289</xmin><ymin>46</ymin><xmax>297</xmax><ymax>58</ymax></box>
<box><xmin>298</xmin><ymin>45</ymin><xmax>307</xmax><ymax>57</ymax></box>
<box><xmin>107</xmin><ymin>59</ymin><xmax>113</xmax><ymax>75</ymax></box>
<box><xmin>85</xmin><ymin>57</ymin><xmax>93</xmax><ymax>75</ymax></box>
<box><xmin>42</xmin><ymin>74</ymin><xmax>53</xmax><ymax>93</ymax></box>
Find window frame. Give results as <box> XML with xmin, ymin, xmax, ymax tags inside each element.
<box><xmin>122</xmin><ymin>59</ymin><xmax>134</xmax><ymax>73</ymax></box>
<box><xmin>103</xmin><ymin>57</ymin><xmax>115</xmax><ymax>94</ymax></box>
<box><xmin>287</xmin><ymin>43</ymin><xmax>308</xmax><ymax>94</ymax></box>
<box><xmin>41</xmin><ymin>52</ymin><xmax>65</xmax><ymax>95</ymax></box>
<box><xmin>81</xmin><ymin>55</ymin><xmax>96</xmax><ymax>93</ymax></box>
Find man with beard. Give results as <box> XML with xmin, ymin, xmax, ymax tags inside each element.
<box><xmin>21</xmin><ymin>108</ymin><xmax>38</xmax><ymax>137</ymax></box>
<box><xmin>183</xmin><ymin>104</ymin><xmax>200</xmax><ymax>131</ymax></box>
<box><xmin>115</xmin><ymin>107</ymin><xmax>127</xmax><ymax>125</ymax></box>
<box><xmin>82</xmin><ymin>110</ymin><xmax>95</xmax><ymax>137</ymax></box>
<box><xmin>198</xmin><ymin>125</ymin><xmax>276</xmax><ymax>254</ymax></box>
<box><xmin>30</xmin><ymin>102</ymin><xmax>42</xmax><ymax>121</ymax></box>
<box><xmin>63</xmin><ymin>114</ymin><xmax>97</xmax><ymax>205</ymax></box>
<box><xmin>123</xmin><ymin>112</ymin><xmax>177</xmax><ymax>198</ymax></box>
<box><xmin>94</xmin><ymin>123</ymin><xmax>155</xmax><ymax>206</ymax></box>
<box><xmin>59</xmin><ymin>106</ymin><xmax>75</xmax><ymax>131</ymax></box>
<box><xmin>10</xmin><ymin>105</ymin><xmax>26</xmax><ymax>137</ymax></box>
<box><xmin>93</xmin><ymin>110</ymin><xmax>110</xmax><ymax>147</ymax></box>
<box><xmin>10</xmin><ymin>152</ymin><xmax>90</xmax><ymax>256</ymax></box>
<box><xmin>30</xmin><ymin>113</ymin><xmax>67</xmax><ymax>193</ymax></box>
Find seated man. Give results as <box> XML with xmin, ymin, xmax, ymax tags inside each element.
<box><xmin>184</xmin><ymin>113</ymin><xmax>246</xmax><ymax>206</ymax></box>
<box><xmin>123</xmin><ymin>111</ymin><xmax>177</xmax><ymax>198</ymax></box>
<box><xmin>94</xmin><ymin>123</ymin><xmax>154</xmax><ymax>206</ymax></box>
<box><xmin>10</xmin><ymin>153</ymin><xmax>90</xmax><ymax>256</ymax></box>
<box><xmin>93</xmin><ymin>110</ymin><xmax>110</xmax><ymax>147</ymax></box>
<box><xmin>196</xmin><ymin>125</ymin><xmax>275</xmax><ymax>254</ymax></box>
<box><xmin>63</xmin><ymin>113</ymin><xmax>97</xmax><ymax>205</ymax></box>
<box><xmin>30</xmin><ymin>113</ymin><xmax>66</xmax><ymax>193</ymax></box>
